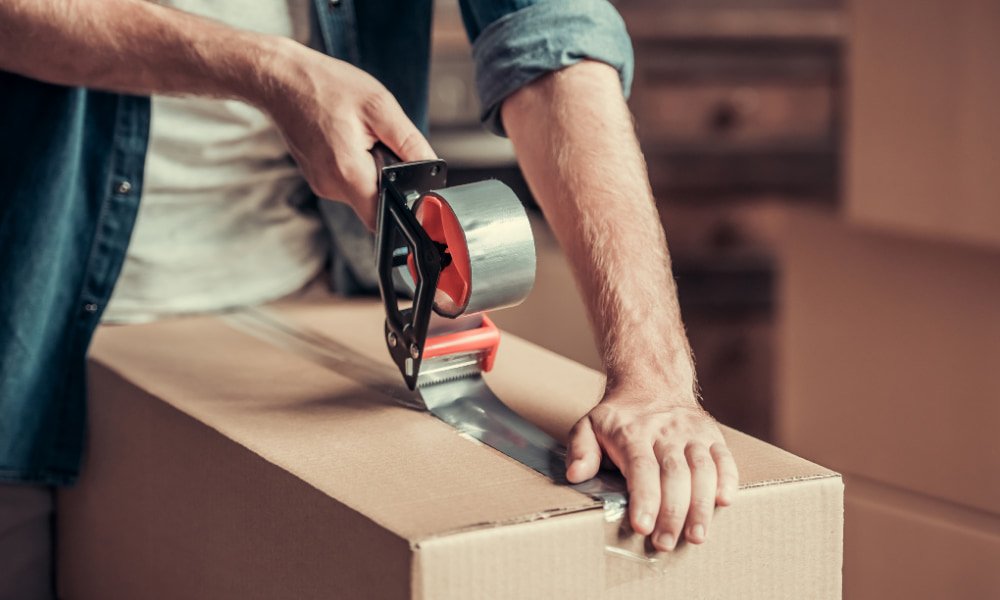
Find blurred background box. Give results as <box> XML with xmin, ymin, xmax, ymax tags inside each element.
<box><xmin>776</xmin><ymin>1</ymin><xmax>1000</xmax><ymax>597</ymax></box>
<box><xmin>846</xmin><ymin>0</ymin><xmax>1000</xmax><ymax>249</ymax></box>
<box><xmin>777</xmin><ymin>209</ymin><xmax>1000</xmax><ymax>600</ymax></box>
<box><xmin>777</xmin><ymin>208</ymin><xmax>1000</xmax><ymax>513</ymax></box>
<box><xmin>845</xmin><ymin>477</ymin><xmax>1000</xmax><ymax>600</ymax></box>
<box><xmin>775</xmin><ymin>202</ymin><xmax>1000</xmax><ymax>599</ymax></box>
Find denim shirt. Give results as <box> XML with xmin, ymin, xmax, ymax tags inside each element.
<box><xmin>0</xmin><ymin>0</ymin><xmax>632</xmax><ymax>485</ymax></box>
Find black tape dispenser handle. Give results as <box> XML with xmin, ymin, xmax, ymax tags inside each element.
<box><xmin>373</xmin><ymin>141</ymin><xmax>449</xmax><ymax>389</ymax></box>
<box><xmin>371</xmin><ymin>141</ymin><xmax>400</xmax><ymax>173</ymax></box>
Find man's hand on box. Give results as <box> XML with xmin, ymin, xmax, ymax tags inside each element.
<box><xmin>565</xmin><ymin>386</ymin><xmax>738</xmax><ymax>552</ymax></box>
<box><xmin>498</xmin><ymin>61</ymin><xmax>737</xmax><ymax>551</ymax></box>
<box><xmin>259</xmin><ymin>41</ymin><xmax>436</xmax><ymax>229</ymax></box>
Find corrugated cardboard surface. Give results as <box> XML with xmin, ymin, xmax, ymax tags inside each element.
<box><xmin>61</xmin><ymin>296</ymin><xmax>842</xmax><ymax>599</ymax></box>
<box><xmin>847</xmin><ymin>0</ymin><xmax>1000</xmax><ymax>249</ymax></box>
<box><xmin>777</xmin><ymin>208</ymin><xmax>1000</xmax><ymax>513</ymax></box>
<box><xmin>844</xmin><ymin>475</ymin><xmax>1000</xmax><ymax>600</ymax></box>
<box><xmin>604</xmin><ymin>478</ymin><xmax>842</xmax><ymax>600</ymax></box>
<box><xmin>413</xmin><ymin>511</ymin><xmax>603</xmax><ymax>599</ymax></box>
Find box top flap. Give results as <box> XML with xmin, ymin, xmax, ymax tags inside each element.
<box><xmin>89</xmin><ymin>297</ymin><xmax>835</xmax><ymax>542</ymax></box>
<box><xmin>90</xmin><ymin>299</ymin><xmax>598</xmax><ymax>542</ymax></box>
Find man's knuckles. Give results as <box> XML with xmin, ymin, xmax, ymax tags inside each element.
<box><xmin>658</xmin><ymin>452</ymin><xmax>686</xmax><ymax>474</ymax></box>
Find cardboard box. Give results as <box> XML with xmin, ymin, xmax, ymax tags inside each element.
<box><xmin>777</xmin><ymin>208</ymin><xmax>1000</xmax><ymax>513</ymax></box>
<box><xmin>847</xmin><ymin>0</ymin><xmax>1000</xmax><ymax>249</ymax></box>
<box><xmin>844</xmin><ymin>475</ymin><xmax>1000</xmax><ymax>600</ymax></box>
<box><xmin>59</xmin><ymin>297</ymin><xmax>842</xmax><ymax>599</ymax></box>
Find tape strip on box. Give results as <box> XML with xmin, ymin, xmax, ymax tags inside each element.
<box><xmin>223</xmin><ymin>307</ymin><xmax>671</xmax><ymax>567</ymax></box>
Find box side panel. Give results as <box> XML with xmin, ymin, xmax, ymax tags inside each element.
<box><xmin>844</xmin><ymin>475</ymin><xmax>1000</xmax><ymax>600</ymax></box>
<box><xmin>58</xmin><ymin>363</ymin><xmax>413</xmax><ymax>600</ymax></box>
<box><xmin>777</xmin><ymin>208</ymin><xmax>1000</xmax><ymax>512</ymax></box>
<box><xmin>413</xmin><ymin>510</ymin><xmax>605</xmax><ymax>600</ymax></box>
<box><xmin>605</xmin><ymin>477</ymin><xmax>843</xmax><ymax>600</ymax></box>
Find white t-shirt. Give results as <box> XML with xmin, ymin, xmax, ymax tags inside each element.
<box><xmin>103</xmin><ymin>0</ymin><xmax>327</xmax><ymax>323</ymax></box>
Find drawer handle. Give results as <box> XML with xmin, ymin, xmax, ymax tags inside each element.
<box><xmin>709</xmin><ymin>100</ymin><xmax>741</xmax><ymax>134</ymax></box>
<box><xmin>707</xmin><ymin>89</ymin><xmax>760</xmax><ymax>135</ymax></box>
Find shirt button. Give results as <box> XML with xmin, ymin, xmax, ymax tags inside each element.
<box><xmin>83</xmin><ymin>303</ymin><xmax>99</xmax><ymax>314</ymax></box>
<box><xmin>115</xmin><ymin>180</ymin><xmax>132</xmax><ymax>195</ymax></box>
<box><xmin>328</xmin><ymin>0</ymin><xmax>340</xmax><ymax>7</ymax></box>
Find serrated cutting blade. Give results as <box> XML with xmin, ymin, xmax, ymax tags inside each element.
<box><xmin>415</xmin><ymin>351</ymin><xmax>486</xmax><ymax>389</ymax></box>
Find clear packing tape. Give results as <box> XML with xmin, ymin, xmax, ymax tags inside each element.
<box><xmin>224</xmin><ymin>306</ymin><xmax>670</xmax><ymax>569</ymax></box>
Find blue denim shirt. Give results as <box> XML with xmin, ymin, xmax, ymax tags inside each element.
<box><xmin>0</xmin><ymin>0</ymin><xmax>632</xmax><ymax>485</ymax></box>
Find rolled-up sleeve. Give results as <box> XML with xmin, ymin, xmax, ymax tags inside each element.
<box><xmin>460</xmin><ymin>0</ymin><xmax>634</xmax><ymax>136</ymax></box>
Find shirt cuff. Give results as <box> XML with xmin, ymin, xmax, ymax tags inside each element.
<box><xmin>471</xmin><ymin>0</ymin><xmax>634</xmax><ymax>136</ymax></box>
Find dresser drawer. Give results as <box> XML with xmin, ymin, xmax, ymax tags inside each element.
<box><xmin>634</xmin><ymin>81</ymin><xmax>834</xmax><ymax>149</ymax></box>
<box><xmin>658</xmin><ymin>200</ymin><xmax>786</xmax><ymax>262</ymax></box>
<box><xmin>630</xmin><ymin>42</ymin><xmax>839</xmax><ymax>195</ymax></box>
<box><xmin>631</xmin><ymin>43</ymin><xmax>838</xmax><ymax>149</ymax></box>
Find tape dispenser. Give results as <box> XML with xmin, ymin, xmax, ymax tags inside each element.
<box><xmin>373</xmin><ymin>143</ymin><xmax>536</xmax><ymax>392</ymax></box>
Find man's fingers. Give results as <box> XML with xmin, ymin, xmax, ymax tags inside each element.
<box><xmin>336</xmin><ymin>149</ymin><xmax>378</xmax><ymax>229</ymax></box>
<box><xmin>364</xmin><ymin>90</ymin><xmax>436</xmax><ymax>162</ymax></box>
<box><xmin>652</xmin><ymin>443</ymin><xmax>690</xmax><ymax>552</ymax></box>
<box><xmin>350</xmin><ymin>89</ymin><xmax>434</xmax><ymax>230</ymax></box>
<box><xmin>684</xmin><ymin>443</ymin><xmax>717</xmax><ymax>544</ymax></box>
<box><xmin>565</xmin><ymin>417</ymin><xmax>601</xmax><ymax>484</ymax></box>
<box><xmin>618</xmin><ymin>443</ymin><xmax>660</xmax><ymax>536</ymax></box>
<box><xmin>711</xmin><ymin>443</ymin><xmax>739</xmax><ymax>506</ymax></box>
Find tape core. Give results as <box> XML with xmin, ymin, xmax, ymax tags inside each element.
<box><xmin>410</xmin><ymin>194</ymin><xmax>472</xmax><ymax>317</ymax></box>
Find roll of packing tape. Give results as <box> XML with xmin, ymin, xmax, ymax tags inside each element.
<box><xmin>413</xmin><ymin>180</ymin><xmax>536</xmax><ymax>318</ymax></box>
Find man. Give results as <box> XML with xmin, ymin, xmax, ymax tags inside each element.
<box><xmin>0</xmin><ymin>0</ymin><xmax>738</xmax><ymax>596</ymax></box>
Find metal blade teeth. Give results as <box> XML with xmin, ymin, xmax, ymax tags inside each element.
<box><xmin>416</xmin><ymin>352</ymin><xmax>484</xmax><ymax>388</ymax></box>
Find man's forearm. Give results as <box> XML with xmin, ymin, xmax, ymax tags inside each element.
<box><xmin>503</xmin><ymin>61</ymin><xmax>736</xmax><ymax>553</ymax></box>
<box><xmin>0</xmin><ymin>0</ymin><xmax>281</xmax><ymax>106</ymax></box>
<box><xmin>502</xmin><ymin>60</ymin><xmax>696</xmax><ymax>400</ymax></box>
